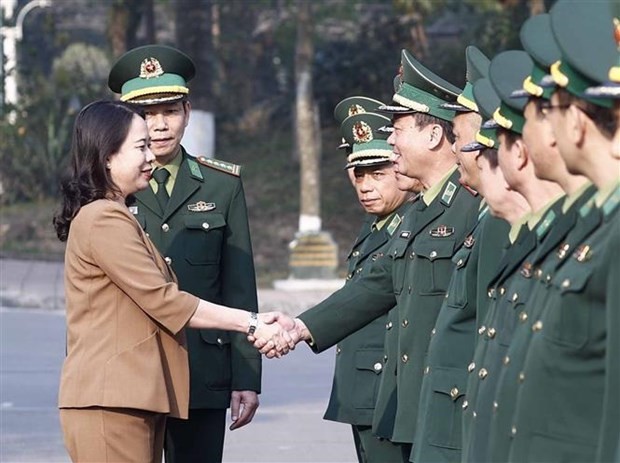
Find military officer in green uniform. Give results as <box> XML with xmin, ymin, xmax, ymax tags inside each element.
<box><xmin>108</xmin><ymin>45</ymin><xmax>261</xmax><ymax>463</ymax></box>
<box><xmin>410</xmin><ymin>45</ymin><xmax>511</xmax><ymax>463</ymax></box>
<box><xmin>487</xmin><ymin>12</ymin><xmax>597</xmax><ymax>462</ymax></box>
<box><xmin>258</xmin><ymin>50</ymin><xmax>481</xmax><ymax>463</ymax></box>
<box><xmin>461</xmin><ymin>49</ymin><xmax>568</xmax><ymax>463</ymax></box>
<box><xmin>585</xmin><ymin>4</ymin><xmax>620</xmax><ymax>460</ymax></box>
<box><xmin>508</xmin><ymin>2</ymin><xmax>620</xmax><ymax>461</ymax></box>
<box><xmin>324</xmin><ymin>107</ymin><xmax>415</xmax><ymax>463</ymax></box>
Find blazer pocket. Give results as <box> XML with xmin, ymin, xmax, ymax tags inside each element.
<box><xmin>445</xmin><ymin>247</ymin><xmax>472</xmax><ymax>310</ymax></box>
<box><xmin>353</xmin><ymin>349</ymin><xmax>384</xmax><ymax>410</ymax></box>
<box><xmin>428</xmin><ymin>367</ymin><xmax>467</xmax><ymax>450</ymax></box>
<box><xmin>183</xmin><ymin>213</ymin><xmax>226</xmax><ymax>265</ymax></box>
<box><xmin>412</xmin><ymin>238</ymin><xmax>456</xmax><ymax>296</ymax></box>
<box><xmin>543</xmin><ymin>266</ymin><xmax>594</xmax><ymax>349</ymax></box>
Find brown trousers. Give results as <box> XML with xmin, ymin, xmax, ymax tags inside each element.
<box><xmin>60</xmin><ymin>407</ymin><xmax>166</xmax><ymax>463</ymax></box>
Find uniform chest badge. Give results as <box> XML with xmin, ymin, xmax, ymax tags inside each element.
<box><xmin>463</xmin><ymin>234</ymin><xmax>475</xmax><ymax>248</ymax></box>
<box><xmin>400</xmin><ymin>231</ymin><xmax>411</xmax><ymax>239</ymax></box>
<box><xmin>573</xmin><ymin>244</ymin><xmax>592</xmax><ymax>262</ymax></box>
<box><xmin>430</xmin><ymin>225</ymin><xmax>455</xmax><ymax>237</ymax></box>
<box><xmin>188</xmin><ymin>201</ymin><xmax>216</xmax><ymax>212</ymax></box>
<box><xmin>520</xmin><ymin>262</ymin><xmax>533</xmax><ymax>278</ymax></box>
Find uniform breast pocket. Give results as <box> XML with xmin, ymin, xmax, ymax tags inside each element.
<box><xmin>543</xmin><ymin>265</ymin><xmax>594</xmax><ymax>349</ymax></box>
<box><xmin>412</xmin><ymin>238</ymin><xmax>456</xmax><ymax>296</ymax></box>
<box><xmin>428</xmin><ymin>367</ymin><xmax>467</xmax><ymax>449</ymax></box>
<box><xmin>445</xmin><ymin>247</ymin><xmax>472</xmax><ymax>310</ymax></box>
<box><xmin>183</xmin><ymin>213</ymin><xmax>227</xmax><ymax>265</ymax></box>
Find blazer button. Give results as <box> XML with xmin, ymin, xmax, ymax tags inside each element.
<box><xmin>161</xmin><ymin>223</ymin><xmax>170</xmax><ymax>232</ymax></box>
<box><xmin>373</xmin><ymin>362</ymin><xmax>383</xmax><ymax>372</ymax></box>
<box><xmin>164</xmin><ymin>256</ymin><xmax>172</xmax><ymax>265</ymax></box>
<box><xmin>202</xmin><ymin>222</ymin><xmax>210</xmax><ymax>230</ymax></box>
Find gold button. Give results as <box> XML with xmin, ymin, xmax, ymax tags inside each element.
<box><xmin>535</xmin><ymin>269</ymin><xmax>543</xmax><ymax>278</ymax></box>
<box><xmin>431</xmin><ymin>328</ymin><xmax>436</xmax><ymax>336</ymax></box>
<box><xmin>423</xmin><ymin>365</ymin><xmax>430</xmax><ymax>374</ymax></box>
<box><xmin>373</xmin><ymin>362</ymin><xmax>383</xmax><ymax>372</ymax></box>
<box><xmin>561</xmin><ymin>279</ymin><xmax>570</xmax><ymax>288</ymax></box>
<box><xmin>202</xmin><ymin>222</ymin><xmax>210</xmax><ymax>230</ymax></box>
<box><xmin>450</xmin><ymin>387</ymin><xmax>459</xmax><ymax>400</ymax></box>
<box><xmin>532</xmin><ymin>320</ymin><xmax>543</xmax><ymax>332</ymax></box>
<box><xmin>519</xmin><ymin>311</ymin><xmax>528</xmax><ymax>323</ymax></box>
<box><xmin>410</xmin><ymin>251</ymin><xmax>416</xmax><ymax>259</ymax></box>
<box><xmin>347</xmin><ymin>273</ymin><xmax>353</xmax><ymax>280</ymax></box>
<box><xmin>352</xmin><ymin>250</ymin><xmax>360</xmax><ymax>257</ymax></box>
<box><xmin>473</xmin><ymin>411</ymin><xmax>477</xmax><ymax>418</ymax></box>
<box><xmin>468</xmin><ymin>362</ymin><xmax>476</xmax><ymax>373</ymax></box>
<box><xmin>146</xmin><ymin>232</ymin><xmax>150</xmax><ymax>237</ymax></box>
<box><xmin>545</xmin><ymin>274</ymin><xmax>552</xmax><ymax>283</ymax></box>
<box><xmin>161</xmin><ymin>223</ymin><xmax>170</xmax><ymax>232</ymax></box>
<box><xmin>383</xmin><ymin>355</ymin><xmax>388</xmax><ymax>363</ymax></box>
<box><xmin>216</xmin><ymin>337</ymin><xmax>223</xmax><ymax>345</ymax></box>
<box><xmin>457</xmin><ymin>259</ymin><xmax>464</xmax><ymax>266</ymax></box>
<box><xmin>462</xmin><ymin>400</ymin><xmax>469</xmax><ymax>410</ymax></box>
<box><xmin>512</xmin><ymin>293</ymin><xmax>519</xmax><ymax>302</ymax></box>
<box><xmin>429</xmin><ymin>251</ymin><xmax>438</xmax><ymax>259</ymax></box>
<box><xmin>164</xmin><ymin>256</ymin><xmax>172</xmax><ymax>265</ymax></box>
<box><xmin>356</xmin><ymin>267</ymin><xmax>363</xmax><ymax>273</ymax></box>
<box><xmin>488</xmin><ymin>288</ymin><xmax>495</xmax><ymax>298</ymax></box>
<box><xmin>386</xmin><ymin>321</ymin><xmax>393</xmax><ymax>330</ymax></box>
<box><xmin>402</xmin><ymin>319</ymin><xmax>409</xmax><ymax>328</ymax></box>
<box><xmin>407</xmin><ymin>285</ymin><xmax>412</xmax><ymax>294</ymax></box>
<box><xmin>511</xmin><ymin>426</ymin><xmax>517</xmax><ymax>436</ymax></box>
<box><xmin>500</xmin><ymin>287</ymin><xmax>506</xmax><ymax>295</ymax></box>
<box><xmin>518</xmin><ymin>372</ymin><xmax>525</xmax><ymax>383</ymax></box>
<box><xmin>478</xmin><ymin>368</ymin><xmax>488</xmax><ymax>379</ymax></box>
<box><xmin>503</xmin><ymin>356</ymin><xmax>510</xmax><ymax>365</ymax></box>
<box><xmin>493</xmin><ymin>401</ymin><xmax>498</xmax><ymax>411</ymax></box>
<box><xmin>336</xmin><ymin>347</ymin><xmax>342</xmax><ymax>354</ymax></box>
<box><xmin>478</xmin><ymin>325</ymin><xmax>487</xmax><ymax>335</ymax></box>
<box><xmin>402</xmin><ymin>354</ymin><xmax>409</xmax><ymax>363</ymax></box>
<box><xmin>445</xmin><ymin>293</ymin><xmax>449</xmax><ymax>299</ymax></box>
<box><xmin>487</xmin><ymin>328</ymin><xmax>496</xmax><ymax>339</ymax></box>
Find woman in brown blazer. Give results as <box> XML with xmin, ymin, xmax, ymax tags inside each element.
<box><xmin>53</xmin><ymin>100</ymin><xmax>289</xmax><ymax>463</ymax></box>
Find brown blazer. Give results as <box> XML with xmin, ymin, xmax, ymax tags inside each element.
<box><xmin>58</xmin><ymin>199</ymin><xmax>199</xmax><ymax>419</ymax></box>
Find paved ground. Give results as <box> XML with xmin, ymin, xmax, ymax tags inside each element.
<box><xmin>0</xmin><ymin>258</ymin><xmax>357</xmax><ymax>463</ymax></box>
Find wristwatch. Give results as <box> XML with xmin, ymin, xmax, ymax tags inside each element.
<box><xmin>247</xmin><ymin>312</ymin><xmax>259</xmax><ymax>336</ymax></box>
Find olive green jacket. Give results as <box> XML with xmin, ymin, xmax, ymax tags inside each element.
<box><xmin>299</xmin><ymin>169</ymin><xmax>480</xmax><ymax>444</ymax></box>
<box><xmin>410</xmin><ymin>209</ymin><xmax>509</xmax><ymax>463</ymax></box>
<box><xmin>324</xmin><ymin>203</ymin><xmax>410</xmax><ymax>426</ymax></box>
<box><xmin>133</xmin><ymin>149</ymin><xmax>261</xmax><ymax>409</ymax></box>
<box><xmin>508</xmin><ymin>188</ymin><xmax>619</xmax><ymax>463</ymax></box>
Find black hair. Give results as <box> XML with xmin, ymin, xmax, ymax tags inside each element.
<box><xmin>556</xmin><ymin>88</ymin><xmax>617</xmax><ymax>139</ymax></box>
<box><xmin>479</xmin><ymin>147</ymin><xmax>499</xmax><ymax>169</ymax></box>
<box><xmin>413</xmin><ymin>112</ymin><xmax>456</xmax><ymax>144</ymax></box>
<box><xmin>53</xmin><ymin>100</ymin><xmax>145</xmax><ymax>242</ymax></box>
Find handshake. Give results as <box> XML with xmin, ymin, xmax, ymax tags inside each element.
<box><xmin>248</xmin><ymin>312</ymin><xmax>312</xmax><ymax>358</ymax></box>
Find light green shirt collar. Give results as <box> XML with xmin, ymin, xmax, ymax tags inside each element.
<box><xmin>509</xmin><ymin>213</ymin><xmax>529</xmax><ymax>244</ymax></box>
<box><xmin>149</xmin><ymin>152</ymin><xmax>182</xmax><ymax>195</ymax></box>
<box><xmin>527</xmin><ymin>193</ymin><xmax>563</xmax><ymax>230</ymax></box>
<box><xmin>594</xmin><ymin>179</ymin><xmax>620</xmax><ymax>208</ymax></box>
<box><xmin>562</xmin><ymin>181</ymin><xmax>593</xmax><ymax>213</ymax></box>
<box><xmin>423</xmin><ymin>165</ymin><xmax>458</xmax><ymax>206</ymax></box>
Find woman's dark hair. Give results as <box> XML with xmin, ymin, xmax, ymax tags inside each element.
<box><xmin>53</xmin><ymin>100</ymin><xmax>145</xmax><ymax>242</ymax></box>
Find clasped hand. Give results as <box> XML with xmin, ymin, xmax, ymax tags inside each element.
<box><xmin>248</xmin><ymin>313</ymin><xmax>308</xmax><ymax>358</ymax></box>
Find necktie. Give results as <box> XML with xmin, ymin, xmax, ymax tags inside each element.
<box><xmin>152</xmin><ymin>168</ymin><xmax>170</xmax><ymax>212</ymax></box>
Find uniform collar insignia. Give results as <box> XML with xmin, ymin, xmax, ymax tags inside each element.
<box><xmin>386</xmin><ymin>214</ymin><xmax>402</xmax><ymax>236</ymax></box>
<box><xmin>602</xmin><ymin>186</ymin><xmax>620</xmax><ymax>217</ymax></box>
<box><xmin>441</xmin><ymin>181</ymin><xmax>458</xmax><ymax>206</ymax></box>
<box><xmin>188</xmin><ymin>201</ymin><xmax>216</xmax><ymax>212</ymax></box>
<box><xmin>536</xmin><ymin>209</ymin><xmax>556</xmax><ymax>238</ymax></box>
<box><xmin>430</xmin><ymin>225</ymin><xmax>455</xmax><ymax>237</ymax></box>
<box><xmin>187</xmin><ymin>158</ymin><xmax>204</xmax><ymax>180</ymax></box>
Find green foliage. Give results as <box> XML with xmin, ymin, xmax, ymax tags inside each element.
<box><xmin>0</xmin><ymin>43</ymin><xmax>109</xmax><ymax>205</ymax></box>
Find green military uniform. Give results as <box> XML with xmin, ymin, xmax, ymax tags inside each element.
<box><xmin>324</xmin><ymin>109</ymin><xmax>408</xmax><ymax>463</ymax></box>
<box><xmin>108</xmin><ymin>45</ymin><xmax>260</xmax><ymax>463</ymax></box>
<box><xmin>409</xmin><ymin>46</ymin><xmax>511</xmax><ymax>463</ymax></box>
<box><xmin>298</xmin><ymin>50</ymin><xmax>480</xmax><ymax>462</ymax></box>
<box><xmin>487</xmin><ymin>15</ymin><xmax>597</xmax><ymax>462</ymax></box>
<box><xmin>585</xmin><ymin>4</ymin><xmax>620</xmax><ymax>460</ymax></box>
<box><xmin>461</xmin><ymin>50</ymin><xmax>571</xmax><ymax>463</ymax></box>
<box><xmin>507</xmin><ymin>2</ymin><xmax>619</xmax><ymax>461</ymax></box>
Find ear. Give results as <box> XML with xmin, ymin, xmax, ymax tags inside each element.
<box><xmin>566</xmin><ymin>105</ymin><xmax>586</xmax><ymax>147</ymax></box>
<box><xmin>183</xmin><ymin>100</ymin><xmax>192</xmax><ymax>127</ymax></box>
<box><xmin>514</xmin><ymin>138</ymin><xmax>529</xmax><ymax>171</ymax></box>
<box><xmin>427</xmin><ymin>124</ymin><xmax>443</xmax><ymax>150</ymax></box>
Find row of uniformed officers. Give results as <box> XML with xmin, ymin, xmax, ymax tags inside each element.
<box><xmin>254</xmin><ymin>1</ymin><xmax>620</xmax><ymax>462</ymax></box>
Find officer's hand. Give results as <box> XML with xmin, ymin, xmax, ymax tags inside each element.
<box><xmin>229</xmin><ymin>390</ymin><xmax>259</xmax><ymax>430</ymax></box>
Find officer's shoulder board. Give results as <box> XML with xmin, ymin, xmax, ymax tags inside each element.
<box><xmin>386</xmin><ymin>213</ymin><xmax>402</xmax><ymax>237</ymax></box>
<box><xmin>196</xmin><ymin>156</ymin><xmax>242</xmax><ymax>177</ymax></box>
<box><xmin>440</xmin><ymin>180</ymin><xmax>460</xmax><ymax>207</ymax></box>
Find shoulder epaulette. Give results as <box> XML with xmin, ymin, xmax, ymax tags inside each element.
<box><xmin>536</xmin><ymin>209</ymin><xmax>556</xmax><ymax>239</ymax></box>
<box><xmin>196</xmin><ymin>156</ymin><xmax>242</xmax><ymax>177</ymax></box>
<box><xmin>386</xmin><ymin>214</ymin><xmax>402</xmax><ymax>236</ymax></box>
